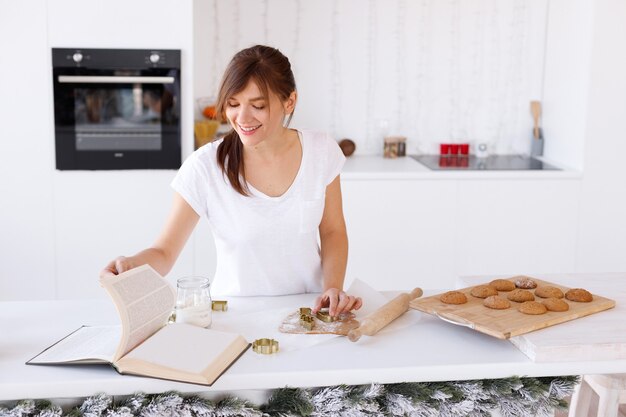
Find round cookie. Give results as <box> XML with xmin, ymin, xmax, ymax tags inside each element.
<box><xmin>483</xmin><ymin>295</ymin><xmax>511</xmax><ymax>310</ymax></box>
<box><xmin>440</xmin><ymin>291</ymin><xmax>468</xmax><ymax>305</ymax></box>
<box><xmin>542</xmin><ymin>297</ymin><xmax>570</xmax><ymax>312</ymax></box>
<box><xmin>519</xmin><ymin>301</ymin><xmax>548</xmax><ymax>315</ymax></box>
<box><xmin>470</xmin><ymin>285</ymin><xmax>498</xmax><ymax>299</ymax></box>
<box><xmin>507</xmin><ymin>289</ymin><xmax>535</xmax><ymax>303</ymax></box>
<box><xmin>489</xmin><ymin>279</ymin><xmax>516</xmax><ymax>292</ymax></box>
<box><xmin>534</xmin><ymin>286</ymin><xmax>564</xmax><ymax>299</ymax></box>
<box><xmin>514</xmin><ymin>276</ymin><xmax>537</xmax><ymax>289</ymax></box>
<box><xmin>565</xmin><ymin>288</ymin><xmax>593</xmax><ymax>303</ymax></box>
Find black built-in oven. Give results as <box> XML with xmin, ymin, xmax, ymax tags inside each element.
<box><xmin>52</xmin><ymin>48</ymin><xmax>181</xmax><ymax>170</ymax></box>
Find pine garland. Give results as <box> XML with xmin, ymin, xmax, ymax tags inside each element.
<box><xmin>0</xmin><ymin>376</ymin><xmax>578</xmax><ymax>417</ymax></box>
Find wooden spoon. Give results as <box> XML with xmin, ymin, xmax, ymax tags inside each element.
<box><xmin>530</xmin><ymin>101</ymin><xmax>541</xmax><ymax>139</ymax></box>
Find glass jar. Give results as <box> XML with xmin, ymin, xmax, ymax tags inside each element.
<box><xmin>175</xmin><ymin>276</ymin><xmax>212</xmax><ymax>328</ymax></box>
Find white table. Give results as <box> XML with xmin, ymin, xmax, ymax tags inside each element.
<box><xmin>1</xmin><ymin>280</ymin><xmax>625</xmax><ymax>403</ymax></box>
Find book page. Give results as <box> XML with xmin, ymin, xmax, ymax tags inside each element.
<box><xmin>100</xmin><ymin>265</ymin><xmax>176</xmax><ymax>361</ymax></box>
<box><xmin>27</xmin><ymin>325</ymin><xmax>120</xmax><ymax>364</ymax></box>
<box><xmin>117</xmin><ymin>323</ymin><xmax>247</xmax><ymax>379</ymax></box>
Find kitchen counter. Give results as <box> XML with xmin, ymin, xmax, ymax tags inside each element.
<box><xmin>342</xmin><ymin>155</ymin><xmax>582</xmax><ymax>180</ymax></box>
<box><xmin>1</xmin><ymin>275</ymin><xmax>625</xmax><ymax>402</ymax></box>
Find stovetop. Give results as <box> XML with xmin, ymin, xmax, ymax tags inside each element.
<box><xmin>410</xmin><ymin>154</ymin><xmax>561</xmax><ymax>171</ymax></box>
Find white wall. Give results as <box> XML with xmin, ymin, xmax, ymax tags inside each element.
<box><xmin>576</xmin><ymin>0</ymin><xmax>626</xmax><ymax>272</ymax></box>
<box><xmin>195</xmin><ymin>0</ymin><xmax>550</xmax><ymax>158</ymax></box>
<box><xmin>0</xmin><ymin>0</ymin><xmax>195</xmax><ymax>301</ymax></box>
<box><xmin>0</xmin><ymin>1</ymin><xmax>57</xmax><ymax>300</ymax></box>
<box><xmin>2</xmin><ymin>0</ymin><xmax>626</xmax><ymax>301</ymax></box>
<box><xmin>542</xmin><ymin>0</ymin><xmax>594</xmax><ymax>171</ymax></box>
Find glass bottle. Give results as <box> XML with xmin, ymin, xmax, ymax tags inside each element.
<box><xmin>175</xmin><ymin>276</ymin><xmax>212</xmax><ymax>328</ymax></box>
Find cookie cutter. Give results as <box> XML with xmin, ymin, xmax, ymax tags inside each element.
<box><xmin>212</xmin><ymin>300</ymin><xmax>228</xmax><ymax>311</ymax></box>
<box><xmin>299</xmin><ymin>307</ymin><xmax>315</xmax><ymax>330</ymax></box>
<box><xmin>315</xmin><ymin>308</ymin><xmax>337</xmax><ymax>323</ymax></box>
<box><xmin>300</xmin><ymin>314</ymin><xmax>315</xmax><ymax>331</ymax></box>
<box><xmin>252</xmin><ymin>338</ymin><xmax>279</xmax><ymax>354</ymax></box>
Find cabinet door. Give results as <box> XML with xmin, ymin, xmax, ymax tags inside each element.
<box><xmin>341</xmin><ymin>180</ymin><xmax>457</xmax><ymax>291</ymax></box>
<box><xmin>455</xmin><ymin>179</ymin><xmax>580</xmax><ymax>277</ymax></box>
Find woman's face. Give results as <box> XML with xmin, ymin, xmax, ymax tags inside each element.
<box><xmin>224</xmin><ymin>80</ymin><xmax>295</xmax><ymax>148</ymax></box>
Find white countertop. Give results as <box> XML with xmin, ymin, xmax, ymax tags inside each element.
<box><xmin>342</xmin><ymin>155</ymin><xmax>582</xmax><ymax>180</ymax></box>
<box><xmin>1</xmin><ymin>276</ymin><xmax>624</xmax><ymax>401</ymax></box>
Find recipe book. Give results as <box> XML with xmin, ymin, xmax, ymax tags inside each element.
<box><xmin>27</xmin><ymin>265</ymin><xmax>250</xmax><ymax>386</ymax></box>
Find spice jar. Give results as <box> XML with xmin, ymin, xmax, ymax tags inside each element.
<box><xmin>383</xmin><ymin>136</ymin><xmax>407</xmax><ymax>158</ymax></box>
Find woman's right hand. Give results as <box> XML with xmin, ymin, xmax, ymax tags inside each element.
<box><xmin>100</xmin><ymin>256</ymin><xmax>135</xmax><ymax>278</ymax></box>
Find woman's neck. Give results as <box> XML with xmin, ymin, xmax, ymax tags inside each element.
<box><xmin>243</xmin><ymin>127</ymin><xmax>296</xmax><ymax>161</ymax></box>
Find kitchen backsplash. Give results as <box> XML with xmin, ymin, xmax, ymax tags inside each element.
<box><xmin>195</xmin><ymin>0</ymin><xmax>548</xmax><ymax>156</ymax></box>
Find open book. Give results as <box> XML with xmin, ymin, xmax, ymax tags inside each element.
<box><xmin>27</xmin><ymin>265</ymin><xmax>250</xmax><ymax>386</ymax></box>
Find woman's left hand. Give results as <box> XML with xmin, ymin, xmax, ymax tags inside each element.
<box><xmin>312</xmin><ymin>288</ymin><xmax>363</xmax><ymax>317</ymax></box>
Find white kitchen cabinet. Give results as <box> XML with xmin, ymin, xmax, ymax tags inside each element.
<box><xmin>454</xmin><ymin>179</ymin><xmax>581</xmax><ymax>278</ymax></box>
<box><xmin>340</xmin><ymin>173</ymin><xmax>581</xmax><ymax>292</ymax></box>
<box><xmin>341</xmin><ymin>179</ymin><xmax>458</xmax><ymax>291</ymax></box>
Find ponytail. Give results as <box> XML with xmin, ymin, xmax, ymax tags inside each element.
<box><xmin>216</xmin><ymin>129</ymin><xmax>248</xmax><ymax>196</ymax></box>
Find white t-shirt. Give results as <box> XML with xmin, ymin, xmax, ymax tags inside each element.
<box><xmin>171</xmin><ymin>129</ymin><xmax>346</xmax><ymax>296</ymax></box>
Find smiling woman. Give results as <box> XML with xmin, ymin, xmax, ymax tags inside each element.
<box><xmin>101</xmin><ymin>45</ymin><xmax>362</xmax><ymax>318</ymax></box>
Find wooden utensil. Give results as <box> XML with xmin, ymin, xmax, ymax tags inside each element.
<box><xmin>531</xmin><ymin>101</ymin><xmax>542</xmax><ymax>139</ymax></box>
<box><xmin>347</xmin><ymin>287</ymin><xmax>423</xmax><ymax>342</ymax></box>
<box><xmin>410</xmin><ymin>278</ymin><xmax>615</xmax><ymax>339</ymax></box>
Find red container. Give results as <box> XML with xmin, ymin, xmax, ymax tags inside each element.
<box><xmin>449</xmin><ymin>144</ymin><xmax>460</xmax><ymax>155</ymax></box>
<box><xmin>440</xmin><ymin>144</ymin><xmax>450</xmax><ymax>155</ymax></box>
<box><xmin>460</xmin><ymin>143</ymin><xmax>469</xmax><ymax>155</ymax></box>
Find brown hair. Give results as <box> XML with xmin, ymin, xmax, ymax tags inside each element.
<box><xmin>215</xmin><ymin>45</ymin><xmax>297</xmax><ymax>196</ymax></box>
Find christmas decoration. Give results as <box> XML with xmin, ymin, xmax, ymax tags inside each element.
<box><xmin>0</xmin><ymin>376</ymin><xmax>578</xmax><ymax>417</ymax></box>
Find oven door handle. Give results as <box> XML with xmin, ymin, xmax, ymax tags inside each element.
<box><xmin>58</xmin><ymin>75</ymin><xmax>175</xmax><ymax>84</ymax></box>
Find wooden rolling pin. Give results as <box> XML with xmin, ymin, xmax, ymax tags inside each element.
<box><xmin>347</xmin><ymin>287</ymin><xmax>423</xmax><ymax>342</ymax></box>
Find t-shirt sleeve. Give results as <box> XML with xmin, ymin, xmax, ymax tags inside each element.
<box><xmin>170</xmin><ymin>152</ymin><xmax>209</xmax><ymax>218</ymax></box>
<box><xmin>324</xmin><ymin>133</ymin><xmax>346</xmax><ymax>185</ymax></box>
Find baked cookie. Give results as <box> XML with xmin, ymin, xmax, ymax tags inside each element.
<box><xmin>565</xmin><ymin>288</ymin><xmax>593</xmax><ymax>303</ymax></box>
<box><xmin>440</xmin><ymin>291</ymin><xmax>468</xmax><ymax>305</ymax></box>
<box><xmin>514</xmin><ymin>276</ymin><xmax>538</xmax><ymax>289</ymax></box>
<box><xmin>470</xmin><ymin>285</ymin><xmax>498</xmax><ymax>299</ymax></box>
<box><xmin>519</xmin><ymin>301</ymin><xmax>548</xmax><ymax>315</ymax></box>
<box><xmin>507</xmin><ymin>289</ymin><xmax>535</xmax><ymax>303</ymax></box>
<box><xmin>489</xmin><ymin>279</ymin><xmax>516</xmax><ymax>292</ymax></box>
<box><xmin>542</xmin><ymin>297</ymin><xmax>570</xmax><ymax>312</ymax></box>
<box><xmin>535</xmin><ymin>286</ymin><xmax>565</xmax><ymax>299</ymax></box>
<box><xmin>483</xmin><ymin>295</ymin><xmax>511</xmax><ymax>310</ymax></box>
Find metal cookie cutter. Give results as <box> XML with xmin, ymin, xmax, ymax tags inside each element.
<box><xmin>212</xmin><ymin>300</ymin><xmax>228</xmax><ymax>311</ymax></box>
<box><xmin>252</xmin><ymin>338</ymin><xmax>279</xmax><ymax>354</ymax></box>
<box><xmin>315</xmin><ymin>308</ymin><xmax>338</xmax><ymax>323</ymax></box>
<box><xmin>299</xmin><ymin>307</ymin><xmax>315</xmax><ymax>330</ymax></box>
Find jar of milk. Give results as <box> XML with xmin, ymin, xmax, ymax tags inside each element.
<box><xmin>175</xmin><ymin>276</ymin><xmax>212</xmax><ymax>328</ymax></box>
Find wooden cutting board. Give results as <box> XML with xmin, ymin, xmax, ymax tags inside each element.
<box><xmin>409</xmin><ymin>277</ymin><xmax>616</xmax><ymax>339</ymax></box>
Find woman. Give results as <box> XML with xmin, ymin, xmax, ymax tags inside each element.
<box><xmin>101</xmin><ymin>45</ymin><xmax>361</xmax><ymax>317</ymax></box>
